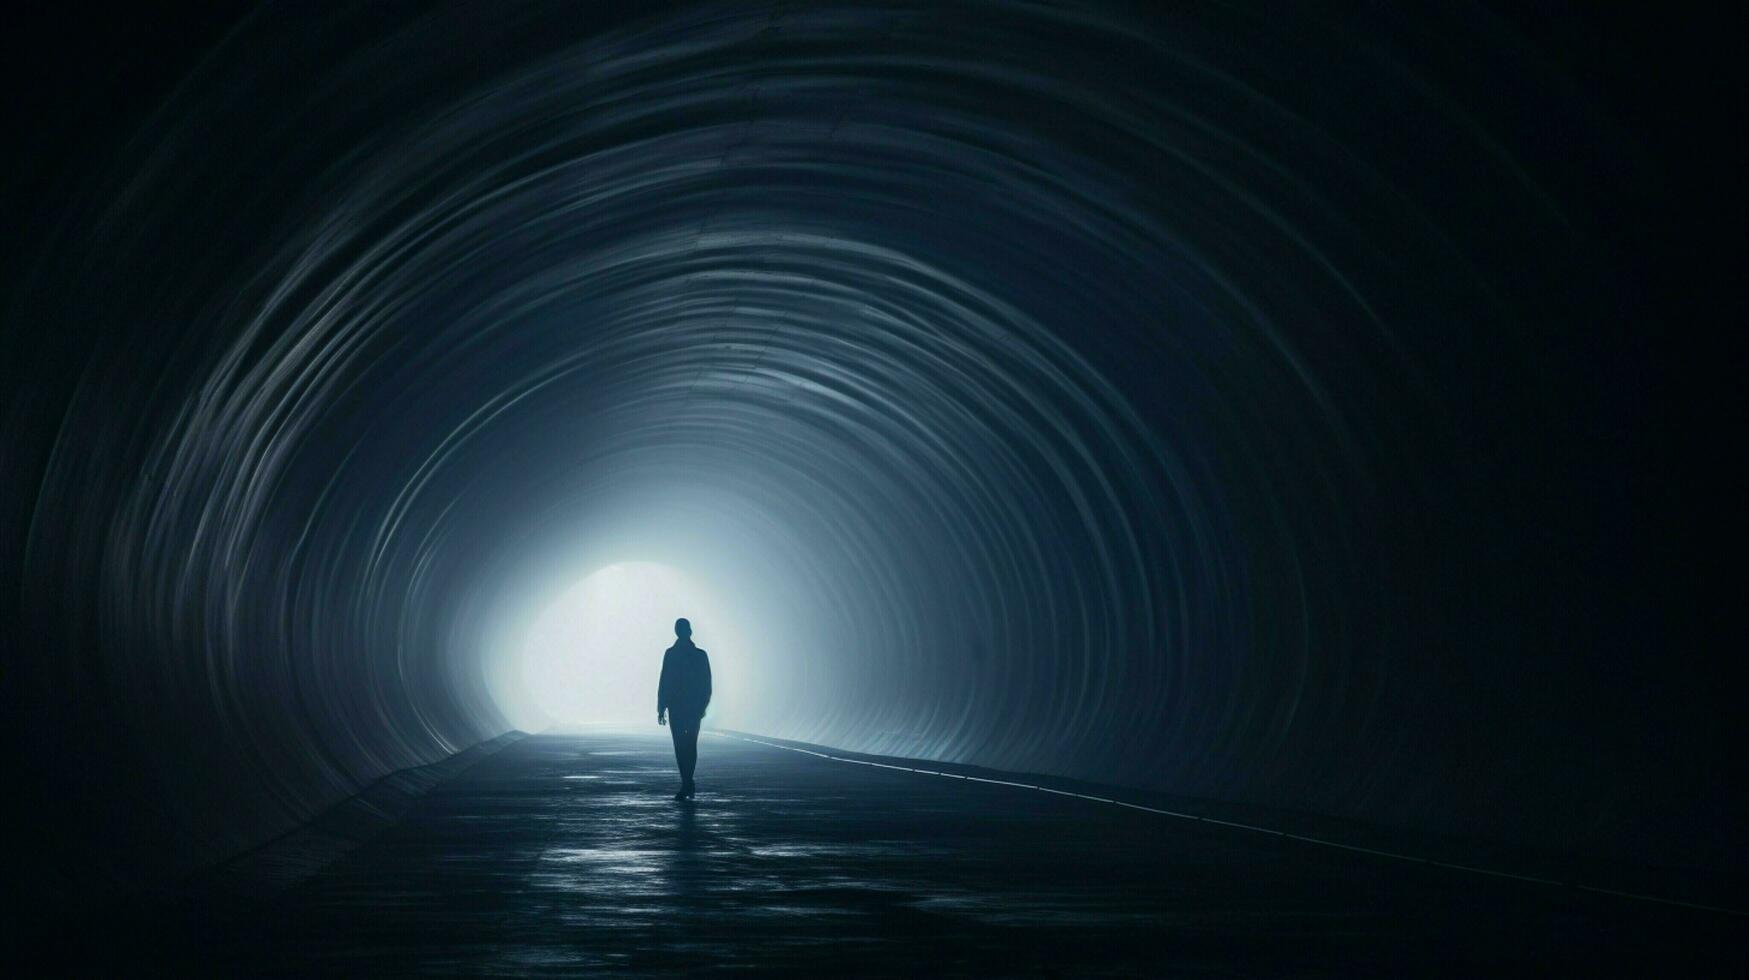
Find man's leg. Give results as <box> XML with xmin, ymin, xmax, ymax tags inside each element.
<box><xmin>670</xmin><ymin>721</ymin><xmax>689</xmax><ymax>784</ymax></box>
<box><xmin>678</xmin><ymin>720</ymin><xmax>699</xmax><ymax>786</ymax></box>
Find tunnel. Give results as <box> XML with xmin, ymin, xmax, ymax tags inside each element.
<box><xmin>2</xmin><ymin>1</ymin><xmax>1738</xmax><ymax>973</ymax></box>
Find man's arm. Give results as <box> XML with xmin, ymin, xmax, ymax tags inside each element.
<box><xmin>656</xmin><ymin>649</ymin><xmax>672</xmax><ymax>723</ymax></box>
<box><xmin>700</xmin><ymin>653</ymin><xmax>711</xmax><ymax>714</ymax></box>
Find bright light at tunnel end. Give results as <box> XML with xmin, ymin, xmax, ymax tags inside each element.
<box><xmin>500</xmin><ymin>561</ymin><xmax>747</xmax><ymax>732</ymax></box>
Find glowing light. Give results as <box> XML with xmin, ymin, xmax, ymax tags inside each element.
<box><xmin>516</xmin><ymin>562</ymin><xmax>739</xmax><ymax>729</ymax></box>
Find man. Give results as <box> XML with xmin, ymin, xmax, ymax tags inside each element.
<box><xmin>656</xmin><ymin>617</ymin><xmax>712</xmax><ymax>799</ymax></box>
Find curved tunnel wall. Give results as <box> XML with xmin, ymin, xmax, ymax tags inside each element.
<box><xmin>3</xmin><ymin>1</ymin><xmax>1721</xmax><ymax>905</ymax></box>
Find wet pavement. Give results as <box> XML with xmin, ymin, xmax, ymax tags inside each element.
<box><xmin>155</xmin><ymin>732</ymin><xmax>1739</xmax><ymax>976</ymax></box>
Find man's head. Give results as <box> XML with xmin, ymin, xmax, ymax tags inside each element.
<box><xmin>674</xmin><ymin>617</ymin><xmax>692</xmax><ymax>639</ymax></box>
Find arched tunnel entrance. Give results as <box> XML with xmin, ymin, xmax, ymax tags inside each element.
<box><xmin>2</xmin><ymin>0</ymin><xmax>1738</xmax><ymax>972</ymax></box>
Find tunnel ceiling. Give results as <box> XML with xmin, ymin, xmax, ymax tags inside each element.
<box><xmin>3</xmin><ymin>1</ymin><xmax>1724</xmax><ymax>898</ymax></box>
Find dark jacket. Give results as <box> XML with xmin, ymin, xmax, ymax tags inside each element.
<box><xmin>657</xmin><ymin>640</ymin><xmax>711</xmax><ymax>721</ymax></box>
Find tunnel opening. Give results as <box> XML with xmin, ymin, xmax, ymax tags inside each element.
<box><xmin>499</xmin><ymin>560</ymin><xmax>749</xmax><ymax>731</ymax></box>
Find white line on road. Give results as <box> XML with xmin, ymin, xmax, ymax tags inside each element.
<box><xmin>711</xmin><ymin>731</ymin><xmax>1745</xmax><ymax>917</ymax></box>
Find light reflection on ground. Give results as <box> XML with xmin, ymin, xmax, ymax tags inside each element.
<box><xmin>224</xmin><ymin>733</ymin><xmax>1734</xmax><ymax>977</ymax></box>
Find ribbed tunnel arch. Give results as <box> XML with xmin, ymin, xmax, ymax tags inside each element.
<box><xmin>4</xmin><ymin>0</ymin><xmax>1723</xmax><ymax>916</ymax></box>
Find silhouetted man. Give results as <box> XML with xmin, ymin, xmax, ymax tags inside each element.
<box><xmin>657</xmin><ymin>617</ymin><xmax>711</xmax><ymax>799</ymax></box>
